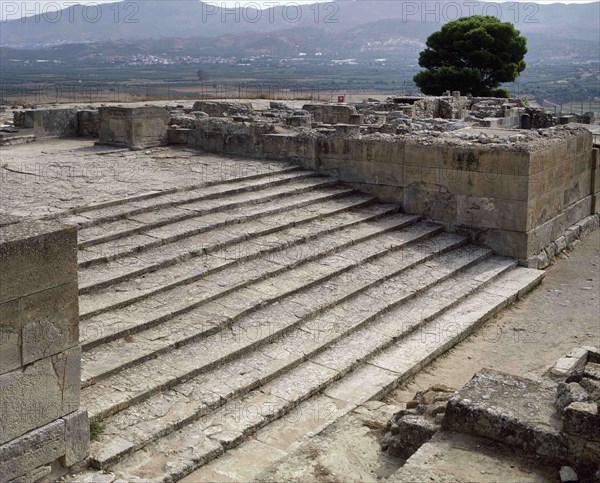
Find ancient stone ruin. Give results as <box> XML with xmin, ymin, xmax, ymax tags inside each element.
<box><xmin>383</xmin><ymin>347</ymin><xmax>600</xmax><ymax>481</ymax></box>
<box><xmin>0</xmin><ymin>95</ymin><xmax>598</xmax><ymax>482</ymax></box>
<box><xmin>0</xmin><ymin>216</ymin><xmax>89</xmax><ymax>481</ymax></box>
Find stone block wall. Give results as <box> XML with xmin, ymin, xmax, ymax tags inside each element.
<box><xmin>185</xmin><ymin>120</ymin><xmax>597</xmax><ymax>262</ymax></box>
<box><xmin>525</xmin><ymin>137</ymin><xmax>596</xmax><ymax>258</ymax></box>
<box><xmin>98</xmin><ymin>106</ymin><xmax>170</xmax><ymax>149</ymax></box>
<box><xmin>31</xmin><ymin>109</ymin><xmax>79</xmax><ymax>138</ymax></box>
<box><xmin>15</xmin><ymin>109</ymin><xmax>100</xmax><ymax>139</ymax></box>
<box><xmin>0</xmin><ymin>216</ymin><xmax>89</xmax><ymax>483</ymax></box>
<box><xmin>302</xmin><ymin>104</ymin><xmax>357</xmax><ymax>125</ymax></box>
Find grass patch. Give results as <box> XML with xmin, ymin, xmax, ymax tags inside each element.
<box><xmin>90</xmin><ymin>421</ymin><xmax>105</xmax><ymax>442</ymax></box>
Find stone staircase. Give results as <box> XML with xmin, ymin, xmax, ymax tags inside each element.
<box><xmin>63</xmin><ymin>166</ymin><xmax>544</xmax><ymax>482</ymax></box>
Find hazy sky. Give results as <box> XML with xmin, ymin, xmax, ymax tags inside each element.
<box><xmin>1</xmin><ymin>0</ymin><xmax>598</xmax><ymax>21</ymax></box>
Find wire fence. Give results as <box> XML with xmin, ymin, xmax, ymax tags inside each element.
<box><xmin>0</xmin><ymin>81</ymin><xmax>422</xmax><ymax>105</ymax></box>
<box><xmin>1</xmin><ymin>80</ymin><xmax>598</xmax><ymax>117</ymax></box>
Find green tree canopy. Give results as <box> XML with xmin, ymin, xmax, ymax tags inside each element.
<box><xmin>413</xmin><ymin>16</ymin><xmax>527</xmax><ymax>97</ymax></box>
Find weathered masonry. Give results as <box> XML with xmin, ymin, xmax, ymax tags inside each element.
<box><xmin>259</xmin><ymin>130</ymin><xmax>599</xmax><ymax>264</ymax></box>
<box><xmin>0</xmin><ymin>216</ymin><xmax>89</xmax><ymax>483</ymax></box>
<box><xmin>9</xmin><ymin>98</ymin><xmax>600</xmax><ymax>265</ymax></box>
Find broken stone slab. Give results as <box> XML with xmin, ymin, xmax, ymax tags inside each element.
<box><xmin>443</xmin><ymin>369</ymin><xmax>600</xmax><ymax>473</ymax></box>
<box><xmin>563</xmin><ymin>402</ymin><xmax>600</xmax><ymax>442</ymax></box>
<box><xmin>556</xmin><ymin>382</ymin><xmax>590</xmax><ymax>413</ymax></box>
<box><xmin>167</xmin><ymin>128</ymin><xmax>192</xmax><ymax>145</ymax></box>
<box><xmin>388</xmin><ymin>430</ymin><xmax>558</xmax><ymax>483</ymax></box>
<box><xmin>551</xmin><ymin>348</ymin><xmax>589</xmax><ymax>377</ymax></box>
<box><xmin>444</xmin><ymin>369</ymin><xmax>563</xmax><ymax>458</ymax></box>
<box><xmin>169</xmin><ymin>114</ymin><xmax>196</xmax><ymax>129</ymax></box>
<box><xmin>334</xmin><ymin>124</ymin><xmax>360</xmax><ymax>136</ymax></box>
<box><xmin>302</xmin><ymin>104</ymin><xmax>357</xmax><ymax>124</ymax></box>
<box><xmin>382</xmin><ymin>384</ymin><xmax>454</xmax><ymax>459</ymax></box>
<box><xmin>559</xmin><ymin>466</ymin><xmax>579</xmax><ymax>483</ymax></box>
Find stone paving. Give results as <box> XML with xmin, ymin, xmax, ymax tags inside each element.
<box><xmin>1</xmin><ymin>140</ymin><xmax>548</xmax><ymax>482</ymax></box>
<box><xmin>0</xmin><ymin>139</ymin><xmax>296</xmax><ymax>220</ymax></box>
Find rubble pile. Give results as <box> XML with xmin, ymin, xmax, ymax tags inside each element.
<box><xmin>382</xmin><ymin>347</ymin><xmax>600</xmax><ymax>482</ymax></box>
<box><xmin>381</xmin><ymin>384</ymin><xmax>455</xmax><ymax>460</ymax></box>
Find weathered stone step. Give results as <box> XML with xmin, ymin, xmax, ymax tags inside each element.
<box><xmin>77</xmin><ymin>194</ymin><xmax>380</xmax><ymax>293</ymax></box>
<box><xmin>79</xmin><ymin>212</ymin><xmax>419</xmax><ymax>320</ymax></box>
<box><xmin>77</xmin><ymin>173</ymin><xmax>334</xmax><ymax>248</ymax></box>
<box><xmin>106</xmin><ymin>263</ymin><xmax>543</xmax><ymax>481</ymax></box>
<box><xmin>87</xmin><ymin>243</ymin><xmax>493</xmax><ymax>470</ymax></box>
<box><xmin>0</xmin><ymin>133</ymin><xmax>35</xmax><ymax>146</ymax></box>
<box><xmin>79</xmin><ymin>221</ymin><xmax>439</xmax><ymax>381</ymax></box>
<box><xmin>77</xmin><ymin>185</ymin><xmax>354</xmax><ymax>268</ymax></box>
<box><xmin>182</xmin><ymin>267</ymin><xmax>544</xmax><ymax>483</ymax></box>
<box><xmin>81</xmin><ymin>234</ymin><xmax>468</xmax><ymax>424</ymax></box>
<box><xmin>61</xmin><ymin>166</ymin><xmax>303</xmax><ymax>228</ymax></box>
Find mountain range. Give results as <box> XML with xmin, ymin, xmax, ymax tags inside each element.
<box><xmin>1</xmin><ymin>0</ymin><xmax>598</xmax><ymax>50</ymax></box>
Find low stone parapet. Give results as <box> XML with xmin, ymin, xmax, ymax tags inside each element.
<box><xmin>0</xmin><ymin>216</ymin><xmax>89</xmax><ymax>483</ymax></box>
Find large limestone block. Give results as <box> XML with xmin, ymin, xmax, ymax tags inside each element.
<box><xmin>21</xmin><ymin>282</ymin><xmax>79</xmax><ymax>365</ymax></box>
<box><xmin>0</xmin><ymin>346</ymin><xmax>81</xmax><ymax>445</ymax></box>
<box><xmin>456</xmin><ymin>196</ymin><xmax>529</xmax><ymax>232</ymax></box>
<box><xmin>481</xmin><ymin>228</ymin><xmax>528</xmax><ymax>260</ymax></box>
<box><xmin>98</xmin><ymin>106</ymin><xmax>170</xmax><ymax>149</ymax></box>
<box><xmin>0</xmin><ymin>299</ymin><xmax>21</xmax><ymax>375</ymax></box>
<box><xmin>63</xmin><ymin>409</ymin><xmax>90</xmax><ymax>467</ymax></box>
<box><xmin>0</xmin><ymin>419</ymin><xmax>65</xmax><ymax>483</ymax></box>
<box><xmin>302</xmin><ymin>104</ymin><xmax>356</xmax><ymax>124</ymax></box>
<box><xmin>0</xmin><ymin>220</ymin><xmax>77</xmax><ymax>305</ymax></box>
<box><xmin>402</xmin><ymin>185</ymin><xmax>457</xmax><ymax>224</ymax></box>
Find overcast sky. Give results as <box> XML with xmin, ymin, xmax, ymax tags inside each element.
<box><xmin>1</xmin><ymin>0</ymin><xmax>597</xmax><ymax>20</ymax></box>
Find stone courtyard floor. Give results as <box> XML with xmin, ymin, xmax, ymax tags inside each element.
<box><xmin>0</xmin><ymin>139</ymin><xmax>296</xmax><ymax>219</ymax></box>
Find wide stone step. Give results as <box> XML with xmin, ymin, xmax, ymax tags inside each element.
<box><xmin>85</xmin><ymin>243</ymin><xmax>492</xmax><ymax>469</ymax></box>
<box><xmin>78</xmin><ymin>212</ymin><xmax>419</xmax><ymax>320</ymax></box>
<box><xmin>77</xmin><ymin>173</ymin><xmax>334</xmax><ymax>248</ymax></box>
<box><xmin>60</xmin><ymin>166</ymin><xmax>303</xmax><ymax>228</ymax></box>
<box><xmin>77</xmin><ymin>194</ymin><xmax>380</xmax><ymax>293</ymax></box>
<box><xmin>104</xmin><ymin>263</ymin><xmax>543</xmax><ymax>480</ymax></box>
<box><xmin>77</xmin><ymin>185</ymin><xmax>354</xmax><ymax>268</ymax></box>
<box><xmin>79</xmin><ymin>221</ymin><xmax>439</xmax><ymax>380</ymax></box>
<box><xmin>81</xmin><ymin>233</ymin><xmax>469</xmax><ymax>424</ymax></box>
